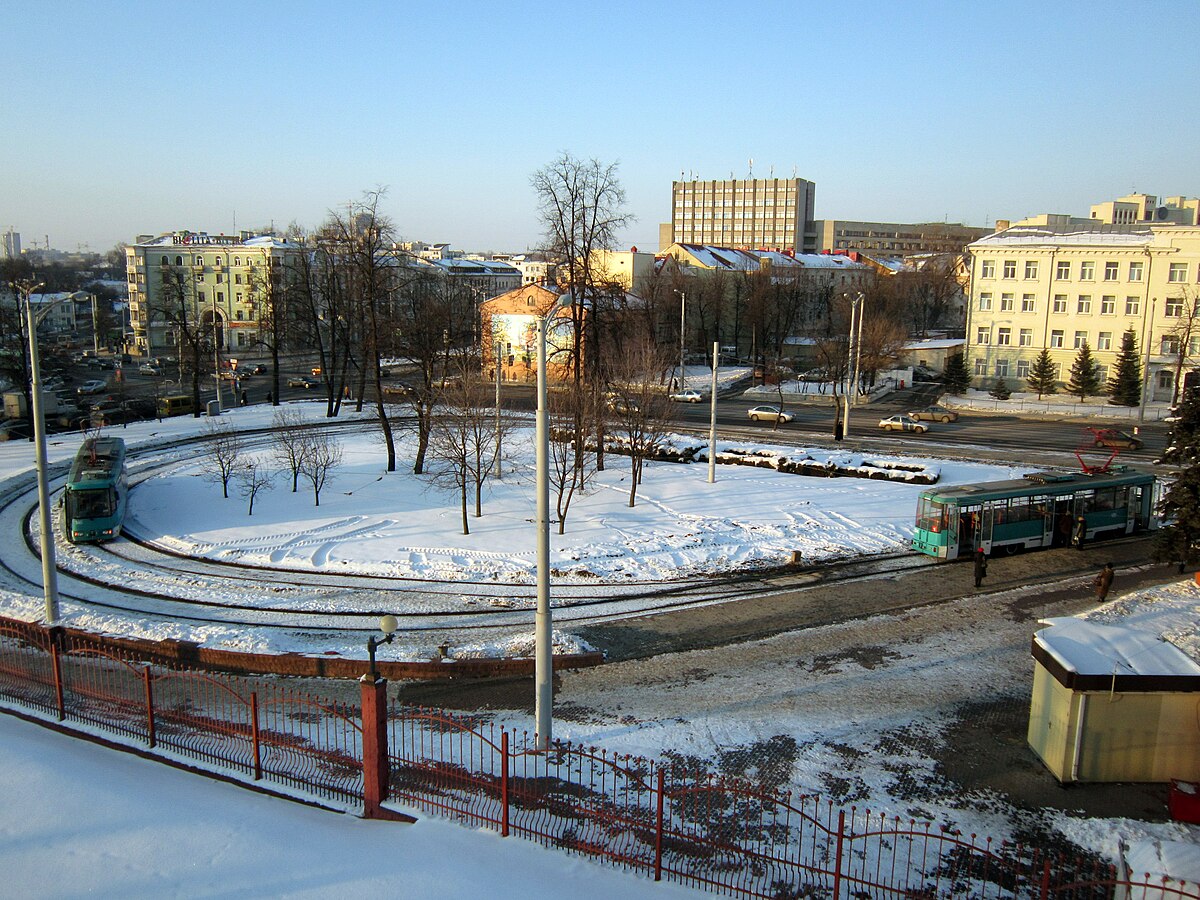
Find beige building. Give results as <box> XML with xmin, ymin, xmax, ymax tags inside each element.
<box><xmin>588</xmin><ymin>249</ymin><xmax>657</xmax><ymax>290</ymax></box>
<box><xmin>126</xmin><ymin>231</ymin><xmax>296</xmax><ymax>358</ymax></box>
<box><xmin>659</xmin><ymin>243</ymin><xmax>871</xmax><ymax>292</ymax></box>
<box><xmin>965</xmin><ymin>223</ymin><xmax>1200</xmax><ymax>401</ymax></box>
<box><xmin>1008</xmin><ymin>192</ymin><xmax>1200</xmax><ymax>230</ymax></box>
<box><xmin>661</xmin><ymin>177</ymin><xmax>816</xmax><ymax>253</ymax></box>
<box><xmin>811</xmin><ymin>220</ymin><xmax>988</xmax><ymax>256</ymax></box>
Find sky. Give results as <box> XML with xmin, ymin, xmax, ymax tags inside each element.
<box><xmin>5</xmin><ymin>1</ymin><xmax>1200</xmax><ymax>256</ymax></box>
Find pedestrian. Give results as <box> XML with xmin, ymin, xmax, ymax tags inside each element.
<box><xmin>1094</xmin><ymin>562</ymin><xmax>1115</xmax><ymax>602</ymax></box>
<box><xmin>973</xmin><ymin>547</ymin><xmax>988</xmax><ymax>588</ymax></box>
<box><xmin>240</xmin><ymin>389</ymin><xmax>248</xmax><ymax>407</ymax></box>
<box><xmin>266</xmin><ymin>390</ymin><xmax>273</xmax><ymax>405</ymax></box>
<box><xmin>1073</xmin><ymin>516</ymin><xmax>1087</xmax><ymax>550</ymax></box>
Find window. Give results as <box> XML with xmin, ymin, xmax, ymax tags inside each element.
<box><xmin>216</xmin><ymin>292</ymin><xmax>224</xmax><ymax>304</ymax></box>
<box><xmin>978</xmin><ymin>292</ymin><xmax>993</xmax><ymax>310</ymax></box>
<box><xmin>175</xmin><ymin>255</ymin><xmax>183</xmax><ymax>266</ymax></box>
<box><xmin>1016</xmin><ymin>359</ymin><xmax>1031</xmax><ymax>378</ymax></box>
<box><xmin>1021</xmin><ymin>294</ymin><xmax>1036</xmax><ymax>312</ymax></box>
<box><xmin>195</xmin><ymin>255</ymin><xmax>203</xmax><ymax>265</ymax></box>
<box><xmin>1169</xmin><ymin>263</ymin><xmax>1188</xmax><ymax>283</ymax></box>
<box><xmin>1129</xmin><ymin>261</ymin><xmax>1144</xmax><ymax>282</ymax></box>
<box><xmin>1097</xmin><ymin>331</ymin><xmax>1113</xmax><ymax>350</ymax></box>
<box><xmin>981</xmin><ymin>260</ymin><xmax>995</xmax><ymax>279</ymax></box>
<box><xmin>1002</xmin><ymin>260</ymin><xmax>1017</xmax><ymax>279</ymax></box>
<box><xmin>995</xmin><ymin>359</ymin><xmax>1010</xmax><ymax>377</ymax></box>
<box><xmin>1104</xmin><ymin>262</ymin><xmax>1119</xmax><ymax>281</ymax></box>
<box><xmin>1074</xmin><ymin>330</ymin><xmax>1088</xmax><ymax>349</ymax></box>
<box><xmin>1100</xmin><ymin>296</ymin><xmax>1115</xmax><ymax>315</ymax></box>
<box><xmin>1162</xmin><ymin>336</ymin><xmax>1181</xmax><ymax>355</ymax></box>
<box><xmin>1077</xmin><ymin>295</ymin><xmax>1091</xmax><ymax>314</ymax></box>
<box><xmin>1000</xmin><ymin>293</ymin><xmax>1014</xmax><ymax>311</ymax></box>
<box><xmin>1165</xmin><ymin>297</ymin><xmax>1184</xmax><ymax>317</ymax></box>
<box><xmin>237</xmin><ymin>332</ymin><xmax>246</xmax><ymax>348</ymax></box>
<box><xmin>1024</xmin><ymin>261</ymin><xmax>1039</xmax><ymax>279</ymax></box>
<box><xmin>1056</xmin><ymin>260</ymin><xmax>1071</xmax><ymax>280</ymax></box>
<box><xmin>1050</xmin><ymin>329</ymin><xmax>1064</xmax><ymax>348</ymax></box>
<box><xmin>1190</xmin><ymin>335</ymin><xmax>1200</xmax><ymax>356</ymax></box>
<box><xmin>234</xmin><ymin>274</ymin><xmax>242</xmax><ymax>284</ymax></box>
<box><xmin>997</xmin><ymin>327</ymin><xmax>1012</xmax><ymax>345</ymax></box>
<box><xmin>1125</xmin><ymin>296</ymin><xmax>1140</xmax><ymax>316</ymax></box>
<box><xmin>197</xmin><ymin>291</ymin><xmax>206</xmax><ymax>302</ymax></box>
<box><xmin>216</xmin><ymin>273</ymin><xmax>223</xmax><ymax>283</ymax></box>
<box><xmin>1159</xmin><ymin>370</ymin><xmax>1175</xmax><ymax>390</ymax></box>
<box><xmin>1095</xmin><ymin>364</ymin><xmax>1108</xmax><ymax>382</ymax></box>
<box><xmin>235</xmin><ymin>310</ymin><xmax>244</xmax><ymax>321</ymax></box>
<box><xmin>1079</xmin><ymin>261</ymin><xmax>1095</xmax><ymax>280</ymax></box>
<box><xmin>160</xmin><ymin>255</ymin><xmax>168</xmax><ymax>266</ymax></box>
<box><xmin>233</xmin><ymin>257</ymin><xmax>241</xmax><ymax>266</ymax></box>
<box><xmin>974</xmin><ymin>358</ymin><xmax>987</xmax><ymax>376</ymax></box>
<box><xmin>976</xmin><ymin>326</ymin><xmax>990</xmax><ymax>345</ymax></box>
<box><xmin>1019</xmin><ymin>328</ymin><xmax>1033</xmax><ymax>346</ymax></box>
<box><xmin>1053</xmin><ymin>294</ymin><xmax>1068</xmax><ymax>313</ymax></box>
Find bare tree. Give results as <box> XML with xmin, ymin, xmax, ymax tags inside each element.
<box><xmin>154</xmin><ymin>264</ymin><xmax>216</xmax><ymax>417</ymax></box>
<box><xmin>1163</xmin><ymin>287</ymin><xmax>1200</xmax><ymax>406</ymax></box>
<box><xmin>606</xmin><ymin>341</ymin><xmax>673</xmax><ymax>507</ymax></box>
<box><xmin>547</xmin><ymin>384</ymin><xmax>600</xmax><ymax>535</ymax></box>
<box><xmin>299</xmin><ymin>428</ymin><xmax>343</xmax><ymax>507</ymax></box>
<box><xmin>271</xmin><ymin>408</ymin><xmax>309</xmax><ymax>492</ymax></box>
<box><xmin>235</xmin><ymin>459</ymin><xmax>275</xmax><ymax>515</ymax></box>
<box><xmin>201</xmin><ymin>420</ymin><xmax>243</xmax><ymax>498</ymax></box>
<box><xmin>426</xmin><ymin>369</ymin><xmax>505</xmax><ymax>534</ymax></box>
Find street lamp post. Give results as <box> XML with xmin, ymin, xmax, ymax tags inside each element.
<box><xmin>494</xmin><ymin>340</ymin><xmax>503</xmax><ymax>478</ymax></box>
<box><xmin>19</xmin><ymin>280</ymin><xmax>61</xmax><ymax>623</ymax></box>
<box><xmin>674</xmin><ymin>290</ymin><xmax>686</xmax><ymax>392</ymax></box>
<box><xmin>843</xmin><ymin>292</ymin><xmax>865</xmax><ymax>438</ymax></box>
<box><xmin>708</xmin><ymin>341</ymin><xmax>719</xmax><ymax>484</ymax></box>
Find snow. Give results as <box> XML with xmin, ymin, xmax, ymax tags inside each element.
<box><xmin>1035</xmin><ymin>617</ymin><xmax>1200</xmax><ymax>677</ymax></box>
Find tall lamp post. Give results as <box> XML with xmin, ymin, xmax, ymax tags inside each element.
<box><xmin>18</xmin><ymin>280</ymin><xmax>61</xmax><ymax>623</ymax></box>
<box><xmin>534</xmin><ymin>295</ymin><xmax>571</xmax><ymax>750</ymax></box>
<box><xmin>673</xmin><ymin>290</ymin><xmax>686</xmax><ymax>391</ymax></box>
<box><xmin>843</xmin><ymin>291</ymin><xmax>865</xmax><ymax>438</ymax></box>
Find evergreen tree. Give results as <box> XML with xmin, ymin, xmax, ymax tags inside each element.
<box><xmin>1066</xmin><ymin>342</ymin><xmax>1102</xmax><ymax>400</ymax></box>
<box><xmin>1153</xmin><ymin>387</ymin><xmax>1200</xmax><ymax>571</ymax></box>
<box><xmin>1026</xmin><ymin>349</ymin><xmax>1059</xmax><ymax>399</ymax></box>
<box><xmin>988</xmin><ymin>377</ymin><xmax>1011</xmax><ymax>400</ymax></box>
<box><xmin>1107</xmin><ymin>328</ymin><xmax>1143</xmax><ymax>407</ymax></box>
<box><xmin>941</xmin><ymin>351</ymin><xmax>971</xmax><ymax>395</ymax></box>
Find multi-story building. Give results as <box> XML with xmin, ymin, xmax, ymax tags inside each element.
<box><xmin>125</xmin><ymin>231</ymin><xmax>296</xmax><ymax>358</ymax></box>
<box><xmin>660</xmin><ymin>177</ymin><xmax>816</xmax><ymax>253</ymax></box>
<box><xmin>2</xmin><ymin>228</ymin><xmax>20</xmax><ymax>259</ymax></box>
<box><xmin>1008</xmin><ymin>193</ymin><xmax>1200</xmax><ymax>230</ymax></box>
<box><xmin>811</xmin><ymin>220</ymin><xmax>989</xmax><ymax>256</ymax></box>
<box><xmin>965</xmin><ymin>222</ymin><xmax>1200</xmax><ymax>402</ymax></box>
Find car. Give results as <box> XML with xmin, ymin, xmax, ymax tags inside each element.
<box><xmin>250</xmin><ymin>364</ymin><xmax>268</xmax><ymax>375</ymax></box>
<box><xmin>311</xmin><ymin>366</ymin><xmax>323</xmax><ymax>376</ymax></box>
<box><xmin>878</xmin><ymin>414</ymin><xmax>928</xmax><ymax>433</ymax></box>
<box><xmin>287</xmin><ymin>375</ymin><xmax>320</xmax><ymax>389</ymax></box>
<box><xmin>908</xmin><ymin>405</ymin><xmax>958</xmax><ymax>423</ymax></box>
<box><xmin>747</xmin><ymin>405</ymin><xmax>793</xmax><ymax>424</ymax></box>
<box><xmin>1090</xmin><ymin>428</ymin><xmax>1143</xmax><ymax>450</ymax></box>
<box><xmin>86</xmin><ymin>357</ymin><xmax>114</xmax><ymax>370</ymax></box>
<box><xmin>138</xmin><ymin>363</ymin><xmax>162</xmax><ymax>376</ymax></box>
<box><xmin>77</xmin><ymin>379</ymin><xmax>108</xmax><ymax>395</ymax></box>
<box><xmin>605</xmin><ymin>396</ymin><xmax>640</xmax><ymax>415</ymax></box>
<box><xmin>0</xmin><ymin>419</ymin><xmax>32</xmax><ymax>441</ymax></box>
<box><xmin>799</xmin><ymin>368</ymin><xmax>831</xmax><ymax>383</ymax></box>
<box><xmin>218</xmin><ymin>370</ymin><xmax>239</xmax><ymax>381</ymax></box>
<box><xmin>669</xmin><ymin>389</ymin><xmax>703</xmax><ymax>403</ymax></box>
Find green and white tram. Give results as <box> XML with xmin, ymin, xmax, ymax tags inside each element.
<box><xmin>912</xmin><ymin>470</ymin><xmax>1157</xmax><ymax>560</ymax></box>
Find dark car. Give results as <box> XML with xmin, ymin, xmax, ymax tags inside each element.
<box><xmin>1090</xmin><ymin>428</ymin><xmax>1143</xmax><ymax>450</ymax></box>
<box><xmin>287</xmin><ymin>375</ymin><xmax>320</xmax><ymax>389</ymax></box>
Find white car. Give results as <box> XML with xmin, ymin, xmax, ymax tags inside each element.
<box><xmin>878</xmin><ymin>414</ymin><xmax>928</xmax><ymax>434</ymax></box>
<box><xmin>76</xmin><ymin>379</ymin><xmax>107</xmax><ymax>395</ymax></box>
<box><xmin>669</xmin><ymin>389</ymin><xmax>703</xmax><ymax>403</ymax></box>
<box><xmin>747</xmin><ymin>405</ymin><xmax>793</xmax><ymax>424</ymax></box>
<box><xmin>138</xmin><ymin>363</ymin><xmax>162</xmax><ymax>376</ymax></box>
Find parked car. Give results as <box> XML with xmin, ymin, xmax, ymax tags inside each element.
<box><xmin>669</xmin><ymin>389</ymin><xmax>703</xmax><ymax>403</ymax></box>
<box><xmin>606</xmin><ymin>396</ymin><xmax>640</xmax><ymax>415</ymax></box>
<box><xmin>218</xmin><ymin>370</ymin><xmax>239</xmax><ymax>381</ymax></box>
<box><xmin>908</xmin><ymin>405</ymin><xmax>958</xmax><ymax>423</ymax></box>
<box><xmin>77</xmin><ymin>379</ymin><xmax>107</xmax><ymax>396</ymax></box>
<box><xmin>878</xmin><ymin>414</ymin><xmax>928</xmax><ymax>433</ymax></box>
<box><xmin>287</xmin><ymin>375</ymin><xmax>320</xmax><ymax>389</ymax></box>
<box><xmin>747</xmin><ymin>405</ymin><xmax>793</xmax><ymax>424</ymax></box>
<box><xmin>250</xmin><ymin>364</ymin><xmax>268</xmax><ymax>375</ymax></box>
<box><xmin>138</xmin><ymin>363</ymin><xmax>162</xmax><ymax>376</ymax></box>
<box><xmin>0</xmin><ymin>419</ymin><xmax>32</xmax><ymax>441</ymax></box>
<box><xmin>1090</xmin><ymin>427</ymin><xmax>1143</xmax><ymax>450</ymax></box>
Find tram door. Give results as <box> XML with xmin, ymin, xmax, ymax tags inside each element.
<box><xmin>958</xmin><ymin>503</ymin><xmax>984</xmax><ymax>555</ymax></box>
<box><xmin>1051</xmin><ymin>498</ymin><xmax>1074</xmax><ymax>547</ymax></box>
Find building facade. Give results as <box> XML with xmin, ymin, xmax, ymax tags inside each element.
<box><xmin>965</xmin><ymin>223</ymin><xmax>1200</xmax><ymax>402</ymax></box>
<box><xmin>811</xmin><ymin>220</ymin><xmax>989</xmax><ymax>256</ymax></box>
<box><xmin>125</xmin><ymin>231</ymin><xmax>296</xmax><ymax>358</ymax></box>
<box><xmin>661</xmin><ymin>177</ymin><xmax>816</xmax><ymax>254</ymax></box>
<box><xmin>2</xmin><ymin>228</ymin><xmax>19</xmax><ymax>259</ymax></box>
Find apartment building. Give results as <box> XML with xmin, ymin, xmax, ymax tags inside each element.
<box><xmin>661</xmin><ymin>177</ymin><xmax>816</xmax><ymax>253</ymax></box>
<box><xmin>811</xmin><ymin>220</ymin><xmax>989</xmax><ymax>256</ymax></box>
<box><xmin>125</xmin><ymin>231</ymin><xmax>296</xmax><ymax>357</ymax></box>
<box><xmin>965</xmin><ymin>223</ymin><xmax>1200</xmax><ymax>402</ymax></box>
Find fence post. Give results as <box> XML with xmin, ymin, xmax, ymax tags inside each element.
<box><xmin>832</xmin><ymin>809</ymin><xmax>846</xmax><ymax>900</ymax></box>
<box><xmin>1039</xmin><ymin>857</ymin><xmax>1052</xmax><ymax>900</ymax></box>
<box><xmin>654</xmin><ymin>769</ymin><xmax>665</xmax><ymax>882</ymax></box>
<box><xmin>50</xmin><ymin>642</ymin><xmax>64</xmax><ymax>722</ymax></box>
<box><xmin>143</xmin><ymin>667</ymin><xmax>156</xmax><ymax>749</ymax></box>
<box><xmin>360</xmin><ymin>675</ymin><xmax>388</xmax><ymax>818</ymax></box>
<box><xmin>501</xmin><ymin>730</ymin><xmax>510</xmax><ymax>837</ymax></box>
<box><xmin>250</xmin><ymin>691</ymin><xmax>261</xmax><ymax>781</ymax></box>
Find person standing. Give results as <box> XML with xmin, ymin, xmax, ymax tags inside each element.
<box><xmin>1073</xmin><ymin>516</ymin><xmax>1087</xmax><ymax>550</ymax></box>
<box><xmin>973</xmin><ymin>547</ymin><xmax>988</xmax><ymax>588</ymax></box>
<box><xmin>1094</xmin><ymin>562</ymin><xmax>1115</xmax><ymax>602</ymax></box>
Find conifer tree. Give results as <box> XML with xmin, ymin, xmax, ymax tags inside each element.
<box><xmin>1066</xmin><ymin>341</ymin><xmax>1102</xmax><ymax>401</ymax></box>
<box><xmin>1026</xmin><ymin>349</ymin><xmax>1058</xmax><ymax>399</ymax></box>
<box><xmin>988</xmin><ymin>377</ymin><xmax>1011</xmax><ymax>400</ymax></box>
<box><xmin>1107</xmin><ymin>328</ymin><xmax>1143</xmax><ymax>407</ymax></box>
<box><xmin>941</xmin><ymin>351</ymin><xmax>971</xmax><ymax>395</ymax></box>
<box><xmin>1153</xmin><ymin>387</ymin><xmax>1200</xmax><ymax>571</ymax></box>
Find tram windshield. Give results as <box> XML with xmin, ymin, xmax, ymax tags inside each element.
<box><xmin>916</xmin><ymin>496</ymin><xmax>949</xmax><ymax>533</ymax></box>
<box><xmin>67</xmin><ymin>488</ymin><xmax>116</xmax><ymax>521</ymax></box>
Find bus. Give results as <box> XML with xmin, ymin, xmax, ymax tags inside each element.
<box><xmin>61</xmin><ymin>437</ymin><xmax>128</xmax><ymax>543</ymax></box>
<box><xmin>912</xmin><ymin>469</ymin><xmax>1157</xmax><ymax>560</ymax></box>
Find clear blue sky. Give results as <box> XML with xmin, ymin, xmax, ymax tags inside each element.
<box><xmin>5</xmin><ymin>0</ymin><xmax>1198</xmax><ymax>255</ymax></box>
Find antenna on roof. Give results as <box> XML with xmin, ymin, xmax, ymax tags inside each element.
<box><xmin>748</xmin><ymin>158</ymin><xmax>754</xmax><ymax>178</ymax></box>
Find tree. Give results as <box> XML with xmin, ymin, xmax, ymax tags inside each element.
<box><xmin>1026</xmin><ymin>349</ymin><xmax>1058</xmax><ymax>399</ymax></box>
<box><xmin>1107</xmin><ymin>328</ymin><xmax>1143</xmax><ymax>407</ymax></box>
<box><xmin>1162</xmin><ymin>288</ymin><xmax>1200</xmax><ymax>407</ymax></box>
<box><xmin>426</xmin><ymin>369</ymin><xmax>505</xmax><ymax>534</ymax></box>
<box><xmin>299</xmin><ymin>429</ymin><xmax>343</xmax><ymax>507</ymax></box>
<box><xmin>1153</xmin><ymin>387</ymin><xmax>1200</xmax><ymax>571</ymax></box>
<box><xmin>1066</xmin><ymin>341</ymin><xmax>1102</xmax><ymax>401</ymax></box>
<box><xmin>201</xmin><ymin>421</ymin><xmax>242</xmax><ymax>498</ymax></box>
<box><xmin>988</xmin><ymin>377</ymin><xmax>1011</xmax><ymax>400</ymax></box>
<box><xmin>153</xmin><ymin>264</ymin><xmax>216</xmax><ymax>417</ymax></box>
<box><xmin>547</xmin><ymin>384</ymin><xmax>600</xmax><ymax>535</ymax></box>
<box><xmin>942</xmin><ymin>351</ymin><xmax>971</xmax><ymax>395</ymax></box>
<box><xmin>605</xmin><ymin>341</ymin><xmax>673</xmax><ymax>507</ymax></box>
<box><xmin>271</xmin><ymin>408</ymin><xmax>309</xmax><ymax>492</ymax></box>
<box><xmin>235</xmin><ymin>459</ymin><xmax>275</xmax><ymax>516</ymax></box>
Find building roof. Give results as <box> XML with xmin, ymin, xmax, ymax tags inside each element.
<box><xmin>971</xmin><ymin>224</ymin><xmax>1155</xmax><ymax>249</ymax></box>
<box><xmin>670</xmin><ymin>243</ymin><xmax>868</xmax><ymax>272</ymax></box>
<box><xmin>1035</xmin><ymin>618</ymin><xmax>1200</xmax><ymax>678</ymax></box>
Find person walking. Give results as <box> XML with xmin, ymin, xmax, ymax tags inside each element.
<box><xmin>1094</xmin><ymin>562</ymin><xmax>1115</xmax><ymax>602</ymax></box>
<box><xmin>1073</xmin><ymin>516</ymin><xmax>1087</xmax><ymax>550</ymax></box>
<box><xmin>265</xmin><ymin>390</ymin><xmax>273</xmax><ymax>405</ymax></box>
<box><xmin>973</xmin><ymin>547</ymin><xmax>988</xmax><ymax>588</ymax></box>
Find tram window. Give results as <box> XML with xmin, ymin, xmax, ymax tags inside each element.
<box><xmin>1007</xmin><ymin>497</ymin><xmax>1033</xmax><ymax>522</ymax></box>
<box><xmin>916</xmin><ymin>498</ymin><xmax>948</xmax><ymax>533</ymax></box>
<box><xmin>67</xmin><ymin>489</ymin><xmax>114</xmax><ymax>520</ymax></box>
<box><xmin>1091</xmin><ymin>488</ymin><xmax>1119</xmax><ymax>511</ymax></box>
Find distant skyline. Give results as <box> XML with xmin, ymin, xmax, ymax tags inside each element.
<box><xmin>5</xmin><ymin>0</ymin><xmax>1199</xmax><ymax>255</ymax></box>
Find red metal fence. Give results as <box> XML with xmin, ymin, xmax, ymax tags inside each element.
<box><xmin>0</xmin><ymin>616</ymin><xmax>1196</xmax><ymax>900</ymax></box>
